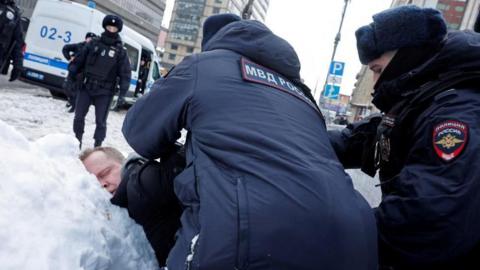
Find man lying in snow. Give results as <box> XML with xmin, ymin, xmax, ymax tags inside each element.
<box><xmin>80</xmin><ymin>146</ymin><xmax>185</xmax><ymax>267</ymax></box>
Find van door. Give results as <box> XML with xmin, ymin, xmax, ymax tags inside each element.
<box><xmin>146</xmin><ymin>59</ymin><xmax>162</xmax><ymax>94</ymax></box>
<box><xmin>23</xmin><ymin>0</ymin><xmax>93</xmax><ymax>85</ymax></box>
<box><xmin>121</xmin><ymin>38</ymin><xmax>141</xmax><ymax>101</ymax></box>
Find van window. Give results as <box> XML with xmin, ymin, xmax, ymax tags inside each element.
<box><xmin>124</xmin><ymin>43</ymin><xmax>140</xmax><ymax>72</ymax></box>
<box><xmin>152</xmin><ymin>62</ymin><xmax>161</xmax><ymax>80</ymax></box>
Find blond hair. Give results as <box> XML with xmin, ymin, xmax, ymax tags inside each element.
<box><xmin>79</xmin><ymin>146</ymin><xmax>125</xmax><ymax>163</ymax></box>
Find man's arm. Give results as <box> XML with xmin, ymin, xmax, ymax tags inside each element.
<box><xmin>67</xmin><ymin>43</ymin><xmax>89</xmax><ymax>80</ymax></box>
<box><xmin>376</xmin><ymin>91</ymin><xmax>480</xmax><ymax>266</ymax></box>
<box><xmin>62</xmin><ymin>43</ymin><xmax>79</xmax><ymax>61</ymax></box>
<box><xmin>122</xmin><ymin>55</ymin><xmax>197</xmax><ymax>159</ymax></box>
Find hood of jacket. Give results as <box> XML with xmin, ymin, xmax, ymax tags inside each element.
<box><xmin>373</xmin><ymin>30</ymin><xmax>480</xmax><ymax>112</ymax></box>
<box><xmin>202</xmin><ymin>20</ymin><xmax>301</xmax><ymax>80</ymax></box>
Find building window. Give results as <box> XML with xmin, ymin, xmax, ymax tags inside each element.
<box><xmin>213</xmin><ymin>7</ymin><xmax>220</xmax><ymax>14</ymax></box>
<box><xmin>169</xmin><ymin>54</ymin><xmax>176</xmax><ymax>60</ymax></box>
<box><xmin>187</xmin><ymin>47</ymin><xmax>194</xmax><ymax>53</ymax></box>
<box><xmin>436</xmin><ymin>0</ymin><xmax>468</xmax><ymax>30</ymax></box>
<box><xmin>171</xmin><ymin>43</ymin><xmax>178</xmax><ymax>50</ymax></box>
<box><xmin>215</xmin><ymin>0</ymin><xmax>223</xmax><ymax>3</ymax></box>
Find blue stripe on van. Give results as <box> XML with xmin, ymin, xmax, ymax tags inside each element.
<box><xmin>24</xmin><ymin>52</ymin><xmax>69</xmax><ymax>70</ymax></box>
<box><xmin>24</xmin><ymin>52</ymin><xmax>138</xmax><ymax>86</ymax></box>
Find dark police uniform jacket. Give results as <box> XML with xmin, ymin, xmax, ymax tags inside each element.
<box><xmin>123</xmin><ymin>20</ymin><xmax>377</xmax><ymax>270</ymax></box>
<box><xmin>329</xmin><ymin>31</ymin><xmax>480</xmax><ymax>269</ymax></box>
<box><xmin>0</xmin><ymin>1</ymin><xmax>23</xmax><ymax>70</ymax></box>
<box><xmin>68</xmin><ymin>33</ymin><xmax>130</xmax><ymax>97</ymax></box>
<box><xmin>111</xmin><ymin>147</ymin><xmax>185</xmax><ymax>267</ymax></box>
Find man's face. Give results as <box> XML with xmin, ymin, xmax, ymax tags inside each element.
<box><xmin>82</xmin><ymin>151</ymin><xmax>122</xmax><ymax>194</ymax></box>
<box><xmin>106</xmin><ymin>25</ymin><xmax>119</xmax><ymax>33</ymax></box>
<box><xmin>368</xmin><ymin>50</ymin><xmax>397</xmax><ymax>84</ymax></box>
<box><xmin>85</xmin><ymin>37</ymin><xmax>93</xmax><ymax>43</ymax></box>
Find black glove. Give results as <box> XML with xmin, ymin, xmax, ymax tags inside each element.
<box><xmin>349</xmin><ymin>114</ymin><xmax>382</xmax><ymax>176</ymax></box>
<box><xmin>329</xmin><ymin>113</ymin><xmax>382</xmax><ymax>174</ymax></box>
<box><xmin>9</xmin><ymin>67</ymin><xmax>21</xmax><ymax>82</ymax></box>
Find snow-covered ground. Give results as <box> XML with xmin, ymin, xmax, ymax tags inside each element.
<box><xmin>0</xmin><ymin>83</ymin><xmax>133</xmax><ymax>154</ymax></box>
<box><xmin>0</xmin><ymin>79</ymin><xmax>381</xmax><ymax>269</ymax></box>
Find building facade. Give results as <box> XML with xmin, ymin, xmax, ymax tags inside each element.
<box><xmin>349</xmin><ymin>0</ymin><xmax>480</xmax><ymax>121</ymax></box>
<box><xmin>16</xmin><ymin>0</ymin><xmax>166</xmax><ymax>44</ymax></box>
<box><xmin>162</xmin><ymin>0</ymin><xmax>270</xmax><ymax>69</ymax></box>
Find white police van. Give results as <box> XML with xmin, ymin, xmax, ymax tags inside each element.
<box><xmin>21</xmin><ymin>0</ymin><xmax>162</xmax><ymax>104</ymax></box>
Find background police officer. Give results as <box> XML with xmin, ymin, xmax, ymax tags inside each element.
<box><xmin>62</xmin><ymin>32</ymin><xmax>96</xmax><ymax>113</ymax></box>
<box><xmin>68</xmin><ymin>15</ymin><xmax>131</xmax><ymax>148</ymax></box>
<box><xmin>0</xmin><ymin>0</ymin><xmax>23</xmax><ymax>82</ymax></box>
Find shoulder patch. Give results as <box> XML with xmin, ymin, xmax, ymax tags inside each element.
<box><xmin>240</xmin><ymin>57</ymin><xmax>319</xmax><ymax>113</ymax></box>
<box><xmin>432</xmin><ymin>120</ymin><xmax>468</xmax><ymax>161</ymax></box>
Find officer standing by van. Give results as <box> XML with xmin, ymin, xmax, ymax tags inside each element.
<box><xmin>62</xmin><ymin>32</ymin><xmax>96</xmax><ymax>112</ymax></box>
<box><xmin>68</xmin><ymin>15</ymin><xmax>131</xmax><ymax>148</ymax></box>
<box><xmin>0</xmin><ymin>0</ymin><xmax>23</xmax><ymax>82</ymax></box>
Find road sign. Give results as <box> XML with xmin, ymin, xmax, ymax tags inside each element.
<box><xmin>323</xmin><ymin>84</ymin><xmax>340</xmax><ymax>99</ymax></box>
<box><xmin>329</xmin><ymin>61</ymin><xmax>345</xmax><ymax>76</ymax></box>
<box><xmin>327</xmin><ymin>74</ymin><xmax>342</xmax><ymax>85</ymax></box>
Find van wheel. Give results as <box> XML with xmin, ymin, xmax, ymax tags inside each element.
<box><xmin>49</xmin><ymin>89</ymin><xmax>66</xmax><ymax>99</ymax></box>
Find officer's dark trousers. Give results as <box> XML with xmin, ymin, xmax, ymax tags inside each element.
<box><xmin>73</xmin><ymin>89</ymin><xmax>112</xmax><ymax>144</ymax></box>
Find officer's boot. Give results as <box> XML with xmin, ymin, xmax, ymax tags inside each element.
<box><xmin>76</xmin><ymin>134</ymin><xmax>82</xmax><ymax>150</ymax></box>
<box><xmin>94</xmin><ymin>140</ymin><xmax>102</xmax><ymax>148</ymax></box>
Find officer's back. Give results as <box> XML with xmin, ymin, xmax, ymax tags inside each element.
<box><xmin>123</xmin><ymin>16</ymin><xmax>377</xmax><ymax>270</ymax></box>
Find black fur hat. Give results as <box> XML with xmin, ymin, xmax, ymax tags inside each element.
<box><xmin>102</xmin><ymin>15</ymin><xmax>123</xmax><ymax>32</ymax></box>
<box><xmin>356</xmin><ymin>5</ymin><xmax>447</xmax><ymax>64</ymax></box>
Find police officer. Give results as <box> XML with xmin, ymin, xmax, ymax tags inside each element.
<box><xmin>133</xmin><ymin>57</ymin><xmax>148</xmax><ymax>97</ymax></box>
<box><xmin>0</xmin><ymin>0</ymin><xmax>23</xmax><ymax>82</ymax></box>
<box><xmin>329</xmin><ymin>5</ymin><xmax>480</xmax><ymax>269</ymax></box>
<box><xmin>123</xmin><ymin>14</ymin><xmax>377</xmax><ymax>270</ymax></box>
<box><xmin>68</xmin><ymin>15</ymin><xmax>131</xmax><ymax>148</ymax></box>
<box><xmin>62</xmin><ymin>32</ymin><xmax>96</xmax><ymax>112</ymax></box>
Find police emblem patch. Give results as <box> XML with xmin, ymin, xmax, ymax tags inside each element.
<box><xmin>432</xmin><ymin>120</ymin><xmax>468</xmax><ymax>161</ymax></box>
<box><xmin>108</xmin><ymin>50</ymin><xmax>115</xmax><ymax>57</ymax></box>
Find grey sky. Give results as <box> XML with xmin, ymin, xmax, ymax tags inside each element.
<box><xmin>162</xmin><ymin>0</ymin><xmax>393</xmax><ymax>99</ymax></box>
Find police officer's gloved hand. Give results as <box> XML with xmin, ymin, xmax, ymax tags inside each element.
<box><xmin>348</xmin><ymin>113</ymin><xmax>382</xmax><ymax>176</ymax></box>
<box><xmin>9</xmin><ymin>67</ymin><xmax>21</xmax><ymax>82</ymax></box>
<box><xmin>348</xmin><ymin>113</ymin><xmax>382</xmax><ymax>136</ymax></box>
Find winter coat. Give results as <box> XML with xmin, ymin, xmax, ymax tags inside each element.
<box><xmin>329</xmin><ymin>30</ymin><xmax>480</xmax><ymax>269</ymax></box>
<box><xmin>110</xmin><ymin>149</ymin><xmax>185</xmax><ymax>266</ymax></box>
<box><xmin>123</xmin><ymin>20</ymin><xmax>377</xmax><ymax>270</ymax></box>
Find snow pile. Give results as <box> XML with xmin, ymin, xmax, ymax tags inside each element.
<box><xmin>0</xmin><ymin>120</ymin><xmax>158</xmax><ymax>270</ymax></box>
